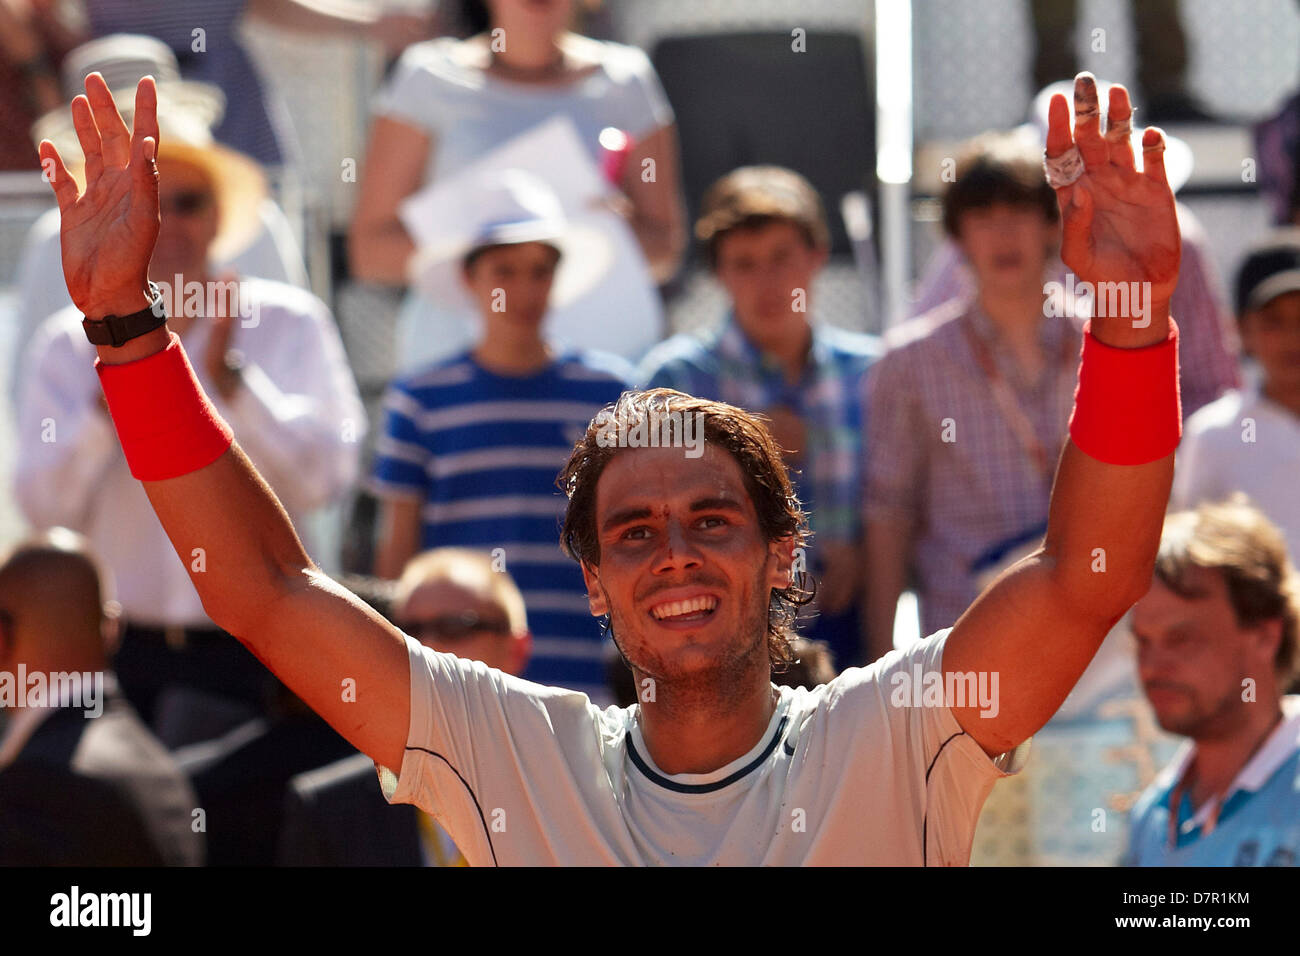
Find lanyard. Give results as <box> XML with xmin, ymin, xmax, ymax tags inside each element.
<box><xmin>961</xmin><ymin>316</ymin><xmax>1074</xmax><ymax>484</ymax></box>
<box><xmin>1166</xmin><ymin>709</ymin><xmax>1286</xmax><ymax>848</ymax></box>
<box><xmin>1166</xmin><ymin>770</ymin><xmax>1223</xmax><ymax>848</ymax></box>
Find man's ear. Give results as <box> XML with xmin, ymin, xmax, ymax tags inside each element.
<box><xmin>580</xmin><ymin>560</ymin><xmax>609</xmax><ymax>616</ymax></box>
<box><xmin>810</xmin><ymin>243</ymin><xmax>830</xmax><ymax>273</ymax></box>
<box><xmin>1253</xmin><ymin>616</ymin><xmax>1283</xmax><ymax>674</ymax></box>
<box><xmin>507</xmin><ymin>628</ymin><xmax>533</xmax><ymax>677</ymax></box>
<box><xmin>767</xmin><ymin>536</ymin><xmax>797</xmax><ymax>591</ymax></box>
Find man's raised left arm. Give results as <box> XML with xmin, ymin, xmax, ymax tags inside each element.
<box><xmin>943</xmin><ymin>74</ymin><xmax>1182</xmax><ymax>756</ymax></box>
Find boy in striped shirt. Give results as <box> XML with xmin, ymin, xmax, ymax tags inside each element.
<box><xmin>370</xmin><ymin>176</ymin><xmax>631</xmax><ymax>699</ymax></box>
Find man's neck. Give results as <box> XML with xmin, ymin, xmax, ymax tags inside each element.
<box><xmin>472</xmin><ymin>325</ymin><xmax>552</xmax><ymax>377</ymax></box>
<box><xmin>634</xmin><ymin>656</ymin><xmax>777</xmax><ymax>775</ymax></box>
<box><xmin>977</xmin><ymin>285</ymin><xmax>1048</xmax><ymax>346</ymax></box>
<box><xmin>734</xmin><ymin>313</ymin><xmax>813</xmax><ymax>385</ymax></box>
<box><xmin>1187</xmin><ymin>699</ymin><xmax>1286</xmax><ymax>809</ymax></box>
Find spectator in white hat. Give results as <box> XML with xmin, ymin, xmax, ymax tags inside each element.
<box><xmin>370</xmin><ymin>170</ymin><xmax>631</xmax><ymax>701</ymax></box>
<box><xmin>348</xmin><ymin>0</ymin><xmax>685</xmax><ymax>367</ymax></box>
<box><xmin>10</xmin><ymin>33</ymin><xmax>308</xmax><ymax>406</ymax></box>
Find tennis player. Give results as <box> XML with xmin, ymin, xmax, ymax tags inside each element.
<box><xmin>38</xmin><ymin>70</ymin><xmax>1181</xmax><ymax>864</ymax></box>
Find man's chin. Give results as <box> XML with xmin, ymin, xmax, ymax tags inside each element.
<box><xmin>1151</xmin><ymin>701</ymin><xmax>1207</xmax><ymax>738</ymax></box>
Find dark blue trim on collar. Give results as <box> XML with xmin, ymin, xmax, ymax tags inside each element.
<box><xmin>627</xmin><ymin>715</ymin><xmax>790</xmax><ymax>794</ymax></box>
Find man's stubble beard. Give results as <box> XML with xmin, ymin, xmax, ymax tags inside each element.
<box><xmin>1157</xmin><ymin>680</ymin><xmax>1244</xmax><ymax>740</ymax></box>
<box><xmin>603</xmin><ymin>570</ymin><xmax>772</xmax><ymax>715</ymax></box>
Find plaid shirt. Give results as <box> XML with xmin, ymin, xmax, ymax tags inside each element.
<box><xmin>639</xmin><ymin>317</ymin><xmax>881</xmax><ymax>557</ymax></box>
<box><xmin>910</xmin><ymin>203</ymin><xmax>1240</xmax><ymax>416</ymax></box>
<box><xmin>864</xmin><ymin>297</ymin><xmax>1085</xmax><ymax>636</ymax></box>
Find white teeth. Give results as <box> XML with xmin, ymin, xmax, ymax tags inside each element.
<box><xmin>650</xmin><ymin>595</ymin><xmax>718</xmax><ymax>620</ymax></box>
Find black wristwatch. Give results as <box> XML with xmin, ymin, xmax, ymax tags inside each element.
<box><xmin>82</xmin><ymin>282</ymin><xmax>168</xmax><ymax>347</ymax></box>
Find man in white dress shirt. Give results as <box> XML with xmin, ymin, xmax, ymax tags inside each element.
<box><xmin>16</xmin><ymin>87</ymin><xmax>364</xmax><ymax>735</ymax></box>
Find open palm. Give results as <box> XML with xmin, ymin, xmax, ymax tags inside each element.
<box><xmin>1047</xmin><ymin>73</ymin><xmax>1181</xmax><ymax>322</ymax></box>
<box><xmin>38</xmin><ymin>73</ymin><xmax>161</xmax><ymax>319</ymax></box>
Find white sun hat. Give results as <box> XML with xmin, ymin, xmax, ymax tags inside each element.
<box><xmin>404</xmin><ymin>168</ymin><xmax>613</xmax><ymax>311</ymax></box>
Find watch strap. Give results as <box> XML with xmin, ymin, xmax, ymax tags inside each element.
<box><xmin>82</xmin><ymin>282</ymin><xmax>168</xmax><ymax>347</ymax></box>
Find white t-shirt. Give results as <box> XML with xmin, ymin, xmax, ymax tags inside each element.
<box><xmin>1171</xmin><ymin>386</ymin><xmax>1300</xmax><ymax>562</ymax></box>
<box><xmin>379</xmin><ymin>628</ymin><xmax>1028</xmax><ymax>865</ymax></box>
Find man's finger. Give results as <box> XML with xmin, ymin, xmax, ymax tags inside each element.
<box><xmin>1072</xmin><ymin>72</ymin><xmax>1107</xmax><ymax>167</ymax></box>
<box><xmin>132</xmin><ymin>76</ymin><xmax>160</xmax><ymax>152</ymax></box>
<box><xmin>1141</xmin><ymin>127</ymin><xmax>1170</xmax><ymax>188</ymax></box>
<box><xmin>1045</xmin><ymin>92</ymin><xmax>1073</xmax><ymax>158</ymax></box>
<box><xmin>1044</xmin><ymin>93</ymin><xmax>1085</xmax><ymax>191</ymax></box>
<box><xmin>133</xmin><ymin>134</ymin><xmax>159</xmax><ymax>190</ymax></box>
<box><xmin>1059</xmin><ymin>180</ymin><xmax>1094</xmax><ymax>272</ymax></box>
<box><xmin>85</xmin><ymin>72</ymin><xmax>132</xmax><ymax>168</ymax></box>
<box><xmin>38</xmin><ymin>140</ymin><xmax>79</xmax><ymax>212</ymax></box>
<box><xmin>70</xmin><ymin>95</ymin><xmax>104</xmax><ymax>183</ymax></box>
<box><xmin>1105</xmin><ymin>85</ymin><xmax>1137</xmax><ymax>177</ymax></box>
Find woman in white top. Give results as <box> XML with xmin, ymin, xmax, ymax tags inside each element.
<box><xmin>348</xmin><ymin>0</ymin><xmax>686</xmax><ymax>368</ymax></box>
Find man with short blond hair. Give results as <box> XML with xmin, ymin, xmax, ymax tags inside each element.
<box><xmin>1126</xmin><ymin>496</ymin><xmax>1300</xmax><ymax>865</ymax></box>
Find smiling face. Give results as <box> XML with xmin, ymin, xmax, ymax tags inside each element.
<box><xmin>579</xmin><ymin>443</ymin><xmax>794</xmax><ymax>688</ymax></box>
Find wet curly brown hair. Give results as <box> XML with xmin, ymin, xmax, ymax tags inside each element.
<box><xmin>556</xmin><ymin>389</ymin><xmax>814</xmax><ymax>672</ymax></box>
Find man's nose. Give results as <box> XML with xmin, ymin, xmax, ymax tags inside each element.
<box><xmin>653</xmin><ymin>520</ymin><xmax>702</xmax><ymax>573</ymax></box>
<box><xmin>1136</xmin><ymin>641</ymin><xmax>1177</xmax><ymax>681</ymax></box>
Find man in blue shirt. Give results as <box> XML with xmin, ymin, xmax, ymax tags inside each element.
<box><xmin>1125</xmin><ymin>495</ymin><xmax>1300</xmax><ymax>865</ymax></box>
<box><xmin>639</xmin><ymin>166</ymin><xmax>881</xmax><ymax>669</ymax></box>
<box><xmin>371</xmin><ymin>174</ymin><xmax>631</xmax><ymax>700</ymax></box>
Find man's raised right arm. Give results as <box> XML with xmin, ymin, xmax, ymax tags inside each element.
<box><xmin>40</xmin><ymin>73</ymin><xmax>410</xmax><ymax>772</ymax></box>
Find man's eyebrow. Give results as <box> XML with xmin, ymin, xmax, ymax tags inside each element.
<box><xmin>601</xmin><ymin>506</ymin><xmax>652</xmax><ymax>533</ymax></box>
<box><xmin>1133</xmin><ymin>619</ymin><xmax>1200</xmax><ymax>641</ymax></box>
<box><xmin>599</xmin><ymin>497</ymin><xmax>747</xmax><ymax>533</ymax></box>
<box><xmin>690</xmin><ymin>496</ymin><xmax>746</xmax><ymax>513</ymax></box>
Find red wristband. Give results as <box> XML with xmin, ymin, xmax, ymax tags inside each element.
<box><xmin>96</xmin><ymin>333</ymin><xmax>234</xmax><ymax>481</ymax></box>
<box><xmin>1068</xmin><ymin>319</ymin><xmax>1182</xmax><ymax>465</ymax></box>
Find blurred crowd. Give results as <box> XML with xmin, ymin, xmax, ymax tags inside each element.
<box><xmin>2</xmin><ymin>0</ymin><xmax>1300</xmax><ymax>867</ymax></box>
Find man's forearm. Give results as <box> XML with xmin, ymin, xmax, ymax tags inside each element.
<box><xmin>1041</xmin><ymin>306</ymin><xmax>1176</xmax><ymax>621</ymax></box>
<box><xmin>95</xmin><ymin>323</ymin><xmax>311</xmax><ymax>630</ymax></box>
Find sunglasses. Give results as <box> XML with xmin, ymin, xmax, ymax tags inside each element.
<box><xmin>160</xmin><ymin>190</ymin><xmax>215</xmax><ymax>218</ymax></box>
<box><xmin>400</xmin><ymin>610</ymin><xmax>512</xmax><ymax>642</ymax></box>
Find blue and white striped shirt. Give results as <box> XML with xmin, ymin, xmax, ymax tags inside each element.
<box><xmin>371</xmin><ymin>351</ymin><xmax>632</xmax><ymax>699</ymax></box>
